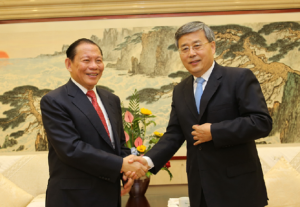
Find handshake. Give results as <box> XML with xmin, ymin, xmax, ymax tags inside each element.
<box><xmin>120</xmin><ymin>155</ymin><xmax>149</xmax><ymax>196</ymax></box>
<box><xmin>121</xmin><ymin>155</ymin><xmax>149</xmax><ymax>180</ymax></box>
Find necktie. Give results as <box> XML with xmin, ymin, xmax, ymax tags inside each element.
<box><xmin>86</xmin><ymin>90</ymin><xmax>111</xmax><ymax>139</ymax></box>
<box><xmin>195</xmin><ymin>77</ymin><xmax>205</xmax><ymax>114</ymax></box>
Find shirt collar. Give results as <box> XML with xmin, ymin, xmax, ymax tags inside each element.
<box><xmin>193</xmin><ymin>61</ymin><xmax>215</xmax><ymax>82</ymax></box>
<box><xmin>71</xmin><ymin>78</ymin><xmax>97</xmax><ymax>95</ymax></box>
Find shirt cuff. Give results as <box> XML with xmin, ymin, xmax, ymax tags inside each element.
<box><xmin>142</xmin><ymin>156</ymin><xmax>154</xmax><ymax>169</ymax></box>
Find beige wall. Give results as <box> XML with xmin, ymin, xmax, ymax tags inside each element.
<box><xmin>0</xmin><ymin>0</ymin><xmax>300</xmax><ymax>21</ymax></box>
<box><xmin>150</xmin><ymin>159</ymin><xmax>187</xmax><ymax>185</ymax></box>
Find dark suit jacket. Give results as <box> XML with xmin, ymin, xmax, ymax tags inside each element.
<box><xmin>40</xmin><ymin>79</ymin><xmax>130</xmax><ymax>207</ymax></box>
<box><xmin>146</xmin><ymin>62</ymin><xmax>272</xmax><ymax>207</ymax></box>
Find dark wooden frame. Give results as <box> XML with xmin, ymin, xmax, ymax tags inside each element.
<box><xmin>1</xmin><ymin>9</ymin><xmax>299</xmax><ymax>24</ymax></box>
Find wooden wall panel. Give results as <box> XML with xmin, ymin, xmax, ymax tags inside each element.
<box><xmin>0</xmin><ymin>0</ymin><xmax>300</xmax><ymax>21</ymax></box>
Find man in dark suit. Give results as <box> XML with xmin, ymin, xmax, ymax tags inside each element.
<box><xmin>40</xmin><ymin>38</ymin><xmax>147</xmax><ymax>207</ymax></box>
<box><xmin>138</xmin><ymin>21</ymin><xmax>272</xmax><ymax>207</ymax></box>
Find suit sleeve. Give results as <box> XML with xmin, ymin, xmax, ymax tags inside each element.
<box><xmin>41</xmin><ymin>94</ymin><xmax>123</xmax><ymax>183</ymax></box>
<box><xmin>211</xmin><ymin>68</ymin><xmax>272</xmax><ymax>148</ymax></box>
<box><xmin>145</xmin><ymin>87</ymin><xmax>186</xmax><ymax>174</ymax></box>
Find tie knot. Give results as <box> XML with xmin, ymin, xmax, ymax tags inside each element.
<box><xmin>86</xmin><ymin>90</ymin><xmax>96</xmax><ymax>99</ymax></box>
<box><xmin>196</xmin><ymin>77</ymin><xmax>205</xmax><ymax>84</ymax></box>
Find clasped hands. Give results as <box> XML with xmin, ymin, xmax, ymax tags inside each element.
<box><xmin>120</xmin><ymin>155</ymin><xmax>148</xmax><ymax>196</ymax></box>
<box><xmin>121</xmin><ymin>155</ymin><xmax>148</xmax><ymax>179</ymax></box>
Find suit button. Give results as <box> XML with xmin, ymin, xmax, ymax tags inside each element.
<box><xmin>198</xmin><ymin>146</ymin><xmax>202</xmax><ymax>150</ymax></box>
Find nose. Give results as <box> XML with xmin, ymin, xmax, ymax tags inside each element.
<box><xmin>188</xmin><ymin>48</ymin><xmax>196</xmax><ymax>57</ymax></box>
<box><xmin>89</xmin><ymin>60</ymin><xmax>98</xmax><ymax>69</ymax></box>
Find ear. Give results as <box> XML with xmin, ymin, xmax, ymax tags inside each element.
<box><xmin>65</xmin><ymin>58</ymin><xmax>72</xmax><ymax>72</ymax></box>
<box><xmin>210</xmin><ymin>41</ymin><xmax>216</xmax><ymax>55</ymax></box>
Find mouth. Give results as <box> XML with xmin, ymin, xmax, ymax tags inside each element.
<box><xmin>189</xmin><ymin>60</ymin><xmax>200</xmax><ymax>65</ymax></box>
<box><xmin>87</xmin><ymin>73</ymin><xmax>98</xmax><ymax>77</ymax></box>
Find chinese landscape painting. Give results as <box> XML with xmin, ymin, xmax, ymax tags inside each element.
<box><xmin>0</xmin><ymin>12</ymin><xmax>300</xmax><ymax>152</ymax></box>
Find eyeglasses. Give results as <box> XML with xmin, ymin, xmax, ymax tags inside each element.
<box><xmin>179</xmin><ymin>42</ymin><xmax>210</xmax><ymax>54</ymax></box>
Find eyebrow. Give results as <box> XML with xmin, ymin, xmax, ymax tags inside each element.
<box><xmin>180</xmin><ymin>40</ymin><xmax>201</xmax><ymax>47</ymax></box>
<box><xmin>80</xmin><ymin>55</ymin><xmax>102</xmax><ymax>59</ymax></box>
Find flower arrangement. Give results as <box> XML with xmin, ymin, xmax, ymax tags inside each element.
<box><xmin>122</xmin><ymin>89</ymin><xmax>173</xmax><ymax>180</ymax></box>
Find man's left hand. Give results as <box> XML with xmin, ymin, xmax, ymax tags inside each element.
<box><xmin>192</xmin><ymin>123</ymin><xmax>212</xmax><ymax>145</ymax></box>
<box><xmin>121</xmin><ymin>174</ymin><xmax>134</xmax><ymax>196</ymax></box>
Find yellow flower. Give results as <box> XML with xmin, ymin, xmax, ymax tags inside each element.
<box><xmin>154</xmin><ymin>131</ymin><xmax>163</xmax><ymax>137</ymax></box>
<box><xmin>137</xmin><ymin>145</ymin><xmax>146</xmax><ymax>153</ymax></box>
<box><xmin>140</xmin><ymin>108</ymin><xmax>152</xmax><ymax>115</ymax></box>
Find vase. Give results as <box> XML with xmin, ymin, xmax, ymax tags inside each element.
<box><xmin>125</xmin><ymin>175</ymin><xmax>150</xmax><ymax>207</ymax></box>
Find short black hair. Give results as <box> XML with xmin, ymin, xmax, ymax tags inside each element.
<box><xmin>66</xmin><ymin>38</ymin><xmax>103</xmax><ymax>61</ymax></box>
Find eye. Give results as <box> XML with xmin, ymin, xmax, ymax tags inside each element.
<box><xmin>96</xmin><ymin>59</ymin><xmax>102</xmax><ymax>63</ymax></box>
<box><xmin>83</xmin><ymin>59</ymin><xmax>89</xmax><ymax>62</ymax></box>
<box><xmin>181</xmin><ymin>47</ymin><xmax>189</xmax><ymax>52</ymax></box>
<box><xmin>193</xmin><ymin>44</ymin><xmax>201</xmax><ymax>50</ymax></box>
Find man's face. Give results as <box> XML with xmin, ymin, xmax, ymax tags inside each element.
<box><xmin>65</xmin><ymin>43</ymin><xmax>104</xmax><ymax>90</ymax></box>
<box><xmin>178</xmin><ymin>30</ymin><xmax>215</xmax><ymax>77</ymax></box>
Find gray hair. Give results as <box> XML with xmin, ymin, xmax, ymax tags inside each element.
<box><xmin>175</xmin><ymin>21</ymin><xmax>215</xmax><ymax>48</ymax></box>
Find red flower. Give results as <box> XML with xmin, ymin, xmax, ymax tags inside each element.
<box><xmin>134</xmin><ymin>137</ymin><xmax>143</xmax><ymax>147</ymax></box>
<box><xmin>124</xmin><ymin>111</ymin><xmax>134</xmax><ymax>123</ymax></box>
<box><xmin>165</xmin><ymin>161</ymin><xmax>171</xmax><ymax>168</ymax></box>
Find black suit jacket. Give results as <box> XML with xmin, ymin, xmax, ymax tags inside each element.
<box><xmin>146</xmin><ymin>62</ymin><xmax>272</xmax><ymax>207</ymax></box>
<box><xmin>40</xmin><ymin>80</ymin><xmax>130</xmax><ymax>207</ymax></box>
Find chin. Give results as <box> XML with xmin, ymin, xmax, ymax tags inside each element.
<box><xmin>188</xmin><ymin>68</ymin><xmax>202</xmax><ymax>75</ymax></box>
<box><xmin>87</xmin><ymin>78</ymin><xmax>99</xmax><ymax>84</ymax></box>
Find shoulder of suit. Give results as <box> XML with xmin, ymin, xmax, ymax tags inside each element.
<box><xmin>96</xmin><ymin>86</ymin><xmax>112</xmax><ymax>94</ymax></box>
<box><xmin>217</xmin><ymin>63</ymin><xmax>248</xmax><ymax>71</ymax></box>
<box><xmin>216</xmin><ymin>64</ymin><xmax>252</xmax><ymax>75</ymax></box>
<box><xmin>176</xmin><ymin>75</ymin><xmax>193</xmax><ymax>87</ymax></box>
<box><xmin>96</xmin><ymin>86</ymin><xmax>118</xmax><ymax>98</ymax></box>
<box><xmin>43</xmin><ymin>83</ymin><xmax>67</xmax><ymax>98</ymax></box>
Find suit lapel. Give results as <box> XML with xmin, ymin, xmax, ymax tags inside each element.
<box><xmin>198</xmin><ymin>62</ymin><xmax>223</xmax><ymax>120</ymax></box>
<box><xmin>66</xmin><ymin>80</ymin><xmax>115</xmax><ymax>150</ymax></box>
<box><xmin>96</xmin><ymin>87</ymin><xmax>121</xmax><ymax>154</ymax></box>
<box><xmin>183</xmin><ymin>76</ymin><xmax>199</xmax><ymax>120</ymax></box>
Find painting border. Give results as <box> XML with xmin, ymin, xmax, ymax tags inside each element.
<box><xmin>0</xmin><ymin>8</ymin><xmax>299</xmax><ymax>24</ymax></box>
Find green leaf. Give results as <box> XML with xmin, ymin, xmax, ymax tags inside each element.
<box><xmin>145</xmin><ymin>120</ymin><xmax>156</xmax><ymax>127</ymax></box>
<box><xmin>161</xmin><ymin>167</ymin><xmax>173</xmax><ymax>181</ymax></box>
<box><xmin>146</xmin><ymin>171</ymin><xmax>153</xmax><ymax>178</ymax></box>
<box><xmin>128</xmin><ymin>89</ymin><xmax>140</xmax><ymax>115</ymax></box>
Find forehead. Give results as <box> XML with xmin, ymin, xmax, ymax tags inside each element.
<box><xmin>178</xmin><ymin>30</ymin><xmax>208</xmax><ymax>46</ymax></box>
<box><xmin>75</xmin><ymin>43</ymin><xmax>102</xmax><ymax>57</ymax></box>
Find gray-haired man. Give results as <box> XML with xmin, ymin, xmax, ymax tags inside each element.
<box><xmin>136</xmin><ymin>21</ymin><xmax>272</xmax><ymax>207</ymax></box>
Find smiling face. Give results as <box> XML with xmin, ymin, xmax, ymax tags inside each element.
<box><xmin>178</xmin><ymin>30</ymin><xmax>216</xmax><ymax>77</ymax></box>
<box><xmin>65</xmin><ymin>43</ymin><xmax>104</xmax><ymax>90</ymax></box>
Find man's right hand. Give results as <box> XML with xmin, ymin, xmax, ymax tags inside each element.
<box><xmin>128</xmin><ymin>156</ymin><xmax>148</xmax><ymax>167</ymax></box>
<box><xmin>121</xmin><ymin>155</ymin><xmax>148</xmax><ymax>179</ymax></box>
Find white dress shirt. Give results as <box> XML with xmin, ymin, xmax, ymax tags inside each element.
<box><xmin>193</xmin><ymin>61</ymin><xmax>214</xmax><ymax>94</ymax></box>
